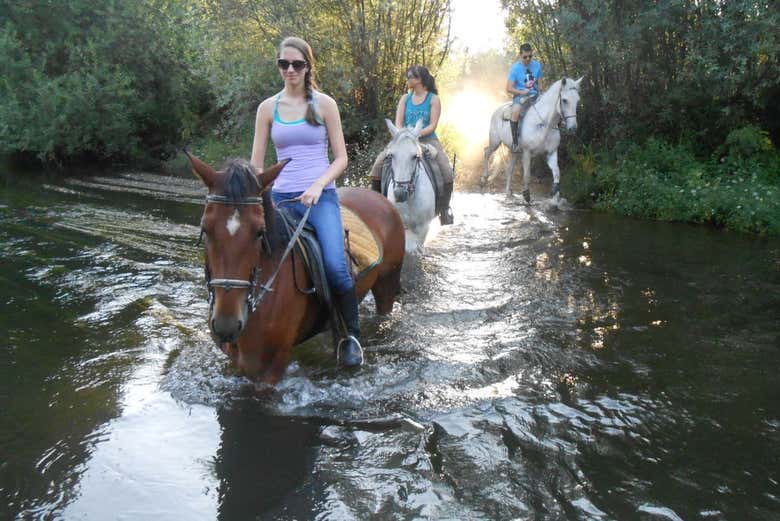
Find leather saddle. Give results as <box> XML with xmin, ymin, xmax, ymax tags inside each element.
<box><xmin>275</xmin><ymin>206</ymin><xmax>383</xmax><ymax>310</ymax></box>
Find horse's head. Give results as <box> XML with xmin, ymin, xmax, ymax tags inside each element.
<box><xmin>559</xmin><ymin>76</ymin><xmax>583</xmax><ymax>132</ymax></box>
<box><xmin>385</xmin><ymin>119</ymin><xmax>423</xmax><ymax>202</ymax></box>
<box><xmin>186</xmin><ymin>152</ymin><xmax>289</xmax><ymax>344</ymax></box>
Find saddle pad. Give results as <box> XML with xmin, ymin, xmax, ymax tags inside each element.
<box><xmin>341</xmin><ymin>206</ymin><xmax>383</xmax><ymax>278</ymax></box>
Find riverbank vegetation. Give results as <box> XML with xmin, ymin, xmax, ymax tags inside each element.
<box><xmin>505</xmin><ymin>0</ymin><xmax>780</xmax><ymax>234</ymax></box>
<box><xmin>1</xmin><ymin>0</ymin><xmax>778</xmax><ymax>233</ymax></box>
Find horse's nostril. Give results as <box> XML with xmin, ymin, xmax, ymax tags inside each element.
<box><xmin>237</xmin><ymin>320</ymin><xmax>243</xmax><ymax>331</ymax></box>
<box><xmin>210</xmin><ymin>318</ymin><xmax>216</xmax><ymax>331</ymax></box>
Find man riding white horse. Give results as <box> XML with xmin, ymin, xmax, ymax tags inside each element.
<box><xmin>507</xmin><ymin>43</ymin><xmax>545</xmax><ymax>152</ymax></box>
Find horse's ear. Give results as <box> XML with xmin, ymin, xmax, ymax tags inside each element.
<box><xmin>184</xmin><ymin>150</ymin><xmax>219</xmax><ymax>188</ymax></box>
<box><xmin>385</xmin><ymin>118</ymin><xmax>399</xmax><ymax>137</ymax></box>
<box><xmin>258</xmin><ymin>158</ymin><xmax>291</xmax><ymax>192</ymax></box>
<box><xmin>574</xmin><ymin>76</ymin><xmax>584</xmax><ymax>88</ymax></box>
<box><xmin>561</xmin><ymin>77</ymin><xmax>567</xmax><ymax>87</ymax></box>
<box><xmin>411</xmin><ymin>118</ymin><xmax>423</xmax><ymax>137</ymax></box>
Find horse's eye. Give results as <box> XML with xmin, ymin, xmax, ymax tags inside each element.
<box><xmin>562</xmin><ymin>99</ymin><xmax>568</xmax><ymax>104</ymax></box>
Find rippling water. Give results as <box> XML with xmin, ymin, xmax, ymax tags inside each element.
<box><xmin>1</xmin><ymin>171</ymin><xmax>778</xmax><ymax>520</ymax></box>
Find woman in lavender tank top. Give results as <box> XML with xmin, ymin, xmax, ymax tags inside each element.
<box><xmin>250</xmin><ymin>37</ymin><xmax>363</xmax><ymax>367</ymax></box>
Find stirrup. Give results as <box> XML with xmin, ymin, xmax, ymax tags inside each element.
<box><xmin>337</xmin><ymin>335</ymin><xmax>364</xmax><ymax>367</ymax></box>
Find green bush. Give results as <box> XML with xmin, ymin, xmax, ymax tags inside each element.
<box><xmin>567</xmin><ymin>135</ymin><xmax>780</xmax><ymax>234</ymax></box>
<box><xmin>0</xmin><ymin>1</ymin><xmax>204</xmax><ymax>163</ymax></box>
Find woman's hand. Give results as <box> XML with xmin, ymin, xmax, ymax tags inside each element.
<box><xmin>300</xmin><ymin>180</ymin><xmax>325</xmax><ymax>206</ymax></box>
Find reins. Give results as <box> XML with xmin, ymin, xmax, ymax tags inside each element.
<box><xmin>203</xmin><ymin>194</ymin><xmax>311</xmax><ymax>313</ymax></box>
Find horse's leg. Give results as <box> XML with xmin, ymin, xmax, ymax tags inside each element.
<box><xmin>482</xmin><ymin>140</ymin><xmax>499</xmax><ymax>188</ymax></box>
<box><xmin>505</xmin><ymin>152</ymin><xmax>517</xmax><ymax>198</ymax></box>
<box><xmin>404</xmin><ymin>229</ymin><xmax>417</xmax><ymax>253</ymax></box>
<box><xmin>547</xmin><ymin>148</ymin><xmax>561</xmax><ymax>198</ymax></box>
<box><xmin>521</xmin><ymin>149</ymin><xmax>532</xmax><ymax>203</ymax></box>
<box><xmin>262</xmin><ymin>347</ymin><xmax>291</xmax><ymax>385</ymax></box>
<box><xmin>371</xmin><ymin>267</ymin><xmax>401</xmax><ymax>315</ymax></box>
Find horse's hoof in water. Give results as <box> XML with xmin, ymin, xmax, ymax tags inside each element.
<box><xmin>551</xmin><ymin>182</ymin><xmax>560</xmax><ymax>197</ymax></box>
<box><xmin>522</xmin><ymin>189</ymin><xmax>531</xmax><ymax>203</ymax></box>
<box><xmin>337</xmin><ymin>335</ymin><xmax>364</xmax><ymax>367</ymax></box>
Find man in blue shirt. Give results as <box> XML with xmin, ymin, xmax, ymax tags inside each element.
<box><xmin>506</xmin><ymin>43</ymin><xmax>545</xmax><ymax>152</ymax></box>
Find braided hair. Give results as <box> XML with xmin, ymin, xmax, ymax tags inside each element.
<box><xmin>279</xmin><ymin>37</ymin><xmax>321</xmax><ymax>126</ymax></box>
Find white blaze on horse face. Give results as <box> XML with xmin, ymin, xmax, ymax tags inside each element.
<box><xmin>226</xmin><ymin>209</ymin><xmax>241</xmax><ymax>236</ymax></box>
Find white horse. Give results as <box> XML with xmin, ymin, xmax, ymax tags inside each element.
<box><xmin>382</xmin><ymin>119</ymin><xmax>436</xmax><ymax>253</ymax></box>
<box><xmin>481</xmin><ymin>77</ymin><xmax>583</xmax><ymax>201</ymax></box>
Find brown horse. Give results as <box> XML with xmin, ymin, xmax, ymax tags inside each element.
<box><xmin>187</xmin><ymin>153</ymin><xmax>405</xmax><ymax>384</ymax></box>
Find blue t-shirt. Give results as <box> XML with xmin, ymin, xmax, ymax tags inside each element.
<box><xmin>508</xmin><ymin>60</ymin><xmax>543</xmax><ymax>101</ymax></box>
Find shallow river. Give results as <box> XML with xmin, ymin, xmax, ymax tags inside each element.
<box><xmin>1</xmin><ymin>172</ymin><xmax>778</xmax><ymax>520</ymax></box>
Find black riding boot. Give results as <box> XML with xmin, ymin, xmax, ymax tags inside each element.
<box><xmin>510</xmin><ymin>120</ymin><xmax>519</xmax><ymax>151</ymax></box>
<box><xmin>371</xmin><ymin>178</ymin><xmax>382</xmax><ymax>194</ymax></box>
<box><xmin>439</xmin><ymin>181</ymin><xmax>454</xmax><ymax>225</ymax></box>
<box><xmin>334</xmin><ymin>287</ymin><xmax>363</xmax><ymax>367</ymax></box>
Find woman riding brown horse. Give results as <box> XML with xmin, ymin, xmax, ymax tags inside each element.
<box><xmin>188</xmin><ymin>153</ymin><xmax>405</xmax><ymax>384</ymax></box>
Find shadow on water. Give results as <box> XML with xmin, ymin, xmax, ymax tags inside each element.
<box><xmin>1</xmin><ymin>173</ymin><xmax>779</xmax><ymax>520</ymax></box>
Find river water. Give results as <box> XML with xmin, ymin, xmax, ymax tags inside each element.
<box><xmin>1</xmin><ymin>171</ymin><xmax>778</xmax><ymax>520</ymax></box>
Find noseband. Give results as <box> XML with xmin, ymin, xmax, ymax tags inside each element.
<box><xmin>201</xmin><ymin>194</ymin><xmax>310</xmax><ymax>313</ymax></box>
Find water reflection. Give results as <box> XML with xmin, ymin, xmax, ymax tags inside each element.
<box><xmin>1</xmin><ymin>175</ymin><xmax>778</xmax><ymax>520</ymax></box>
<box><xmin>214</xmin><ymin>403</ymin><xmax>321</xmax><ymax>520</ymax></box>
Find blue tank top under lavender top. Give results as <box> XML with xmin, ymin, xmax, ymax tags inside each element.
<box><xmin>270</xmin><ymin>93</ymin><xmax>334</xmax><ymax>193</ymax></box>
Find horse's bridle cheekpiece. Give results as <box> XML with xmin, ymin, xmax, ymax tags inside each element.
<box><xmin>201</xmin><ymin>194</ymin><xmax>311</xmax><ymax>313</ymax></box>
<box><xmin>388</xmin><ymin>136</ymin><xmax>422</xmax><ymax>199</ymax></box>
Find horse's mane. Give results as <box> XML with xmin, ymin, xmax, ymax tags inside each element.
<box><xmin>220</xmin><ymin>159</ymin><xmax>285</xmax><ymax>254</ymax></box>
<box><xmin>221</xmin><ymin>159</ymin><xmax>261</xmax><ymax>202</ymax></box>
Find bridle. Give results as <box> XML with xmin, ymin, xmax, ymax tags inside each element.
<box><xmin>530</xmin><ymin>82</ymin><xmax>578</xmax><ymax>130</ymax></box>
<box><xmin>201</xmin><ymin>194</ymin><xmax>311</xmax><ymax>313</ymax></box>
<box><xmin>388</xmin><ymin>138</ymin><xmax>423</xmax><ymax>199</ymax></box>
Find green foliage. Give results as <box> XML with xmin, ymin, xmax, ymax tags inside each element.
<box><xmin>0</xmin><ymin>0</ymin><xmax>207</xmax><ymax>163</ymax></box>
<box><xmin>503</xmin><ymin>0</ymin><xmax>780</xmax><ymax>149</ymax></box>
<box><xmin>194</xmin><ymin>0</ymin><xmax>453</xmax><ymax>145</ymax></box>
<box><xmin>717</xmin><ymin>125</ymin><xmax>777</xmax><ymax>161</ymax></box>
<box><xmin>565</xmin><ymin>137</ymin><xmax>780</xmax><ymax>234</ymax></box>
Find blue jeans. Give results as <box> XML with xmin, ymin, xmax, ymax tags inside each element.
<box><xmin>272</xmin><ymin>189</ymin><xmax>354</xmax><ymax>295</ymax></box>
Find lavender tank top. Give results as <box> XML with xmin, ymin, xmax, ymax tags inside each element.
<box><xmin>270</xmin><ymin>93</ymin><xmax>334</xmax><ymax>193</ymax></box>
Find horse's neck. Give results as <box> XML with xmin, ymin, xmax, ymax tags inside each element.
<box><xmin>532</xmin><ymin>81</ymin><xmax>562</xmax><ymax>128</ymax></box>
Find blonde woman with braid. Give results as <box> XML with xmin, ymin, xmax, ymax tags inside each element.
<box><xmin>250</xmin><ymin>37</ymin><xmax>363</xmax><ymax>367</ymax></box>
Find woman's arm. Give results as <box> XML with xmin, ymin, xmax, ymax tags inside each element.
<box><xmin>299</xmin><ymin>93</ymin><xmax>348</xmax><ymax>207</ymax></box>
<box><xmin>394</xmin><ymin>94</ymin><xmax>407</xmax><ymax>128</ymax></box>
<box><xmin>420</xmin><ymin>94</ymin><xmax>441</xmax><ymax>137</ymax></box>
<box><xmin>250</xmin><ymin>98</ymin><xmax>274</xmax><ymax>173</ymax></box>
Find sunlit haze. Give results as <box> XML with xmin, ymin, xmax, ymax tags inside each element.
<box><xmin>450</xmin><ymin>0</ymin><xmax>508</xmax><ymax>53</ymax></box>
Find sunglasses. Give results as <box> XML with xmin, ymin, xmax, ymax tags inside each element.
<box><xmin>277</xmin><ymin>59</ymin><xmax>307</xmax><ymax>71</ymax></box>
